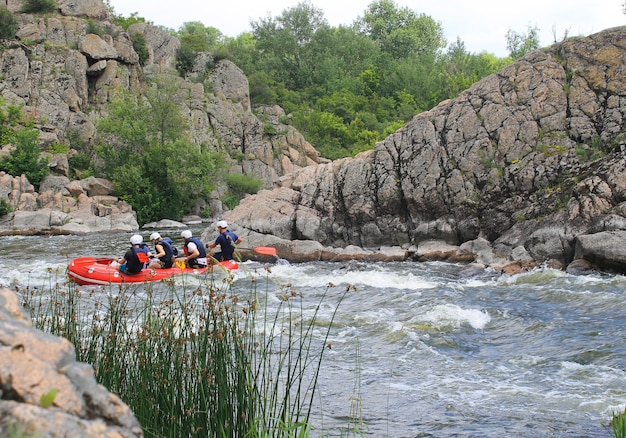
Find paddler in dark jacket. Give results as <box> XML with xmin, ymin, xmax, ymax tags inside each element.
<box><xmin>148</xmin><ymin>232</ymin><xmax>175</xmax><ymax>269</ymax></box>
<box><xmin>116</xmin><ymin>234</ymin><xmax>150</xmax><ymax>274</ymax></box>
<box><xmin>178</xmin><ymin>229</ymin><xmax>207</xmax><ymax>268</ymax></box>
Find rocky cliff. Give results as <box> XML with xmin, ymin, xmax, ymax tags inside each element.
<box><xmin>0</xmin><ymin>0</ymin><xmax>320</xmax><ymax>234</ymax></box>
<box><xmin>226</xmin><ymin>26</ymin><xmax>626</xmax><ymax>274</ymax></box>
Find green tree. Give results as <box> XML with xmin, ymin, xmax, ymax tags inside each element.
<box><xmin>0</xmin><ymin>7</ymin><xmax>17</xmax><ymax>39</ymax></box>
<box><xmin>506</xmin><ymin>25</ymin><xmax>540</xmax><ymax>59</ymax></box>
<box><xmin>354</xmin><ymin>0</ymin><xmax>446</xmax><ymax>59</ymax></box>
<box><xmin>251</xmin><ymin>1</ymin><xmax>329</xmax><ymax>89</ymax></box>
<box><xmin>174</xmin><ymin>21</ymin><xmax>224</xmax><ymax>77</ymax></box>
<box><xmin>0</xmin><ymin>128</ymin><xmax>49</xmax><ymax>190</ymax></box>
<box><xmin>177</xmin><ymin>21</ymin><xmax>223</xmax><ymax>52</ymax></box>
<box><xmin>130</xmin><ymin>32</ymin><xmax>149</xmax><ymax>65</ymax></box>
<box><xmin>221</xmin><ymin>32</ymin><xmax>257</xmax><ymax>73</ymax></box>
<box><xmin>144</xmin><ymin>74</ymin><xmax>187</xmax><ymax>147</ymax></box>
<box><xmin>112</xmin><ymin>11</ymin><xmax>146</xmax><ymax>30</ymax></box>
<box><xmin>95</xmin><ymin>76</ymin><xmax>221</xmax><ymax>224</ymax></box>
<box><xmin>227</xmin><ymin>0</ymin><xmax>508</xmax><ymax>160</ymax></box>
<box><xmin>0</xmin><ymin>198</ymin><xmax>12</xmax><ymax>216</ymax></box>
<box><xmin>437</xmin><ymin>38</ymin><xmax>511</xmax><ymax>99</ymax></box>
<box><xmin>0</xmin><ymin>97</ymin><xmax>49</xmax><ymax>190</ymax></box>
<box><xmin>0</xmin><ymin>97</ymin><xmax>25</xmax><ymax>144</ymax></box>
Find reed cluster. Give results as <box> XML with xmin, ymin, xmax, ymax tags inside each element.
<box><xmin>20</xmin><ymin>268</ymin><xmax>347</xmax><ymax>437</ymax></box>
<box><xmin>609</xmin><ymin>407</ymin><xmax>626</xmax><ymax>438</ymax></box>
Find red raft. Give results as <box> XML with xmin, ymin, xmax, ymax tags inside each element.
<box><xmin>67</xmin><ymin>256</ymin><xmax>238</xmax><ymax>286</ymax></box>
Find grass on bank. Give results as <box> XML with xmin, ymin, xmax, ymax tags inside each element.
<box><xmin>609</xmin><ymin>406</ymin><xmax>626</xmax><ymax>438</ymax></box>
<box><xmin>20</xmin><ymin>267</ymin><xmax>352</xmax><ymax>437</ymax></box>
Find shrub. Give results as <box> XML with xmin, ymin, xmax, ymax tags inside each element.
<box><xmin>175</xmin><ymin>45</ymin><xmax>195</xmax><ymax>77</ymax></box>
<box><xmin>0</xmin><ymin>198</ymin><xmax>12</xmax><ymax>216</ymax></box>
<box><xmin>0</xmin><ymin>7</ymin><xmax>17</xmax><ymax>39</ymax></box>
<box><xmin>21</xmin><ymin>0</ymin><xmax>57</xmax><ymax>14</ymax></box>
<box><xmin>0</xmin><ymin>128</ymin><xmax>49</xmax><ymax>190</ymax></box>
<box><xmin>223</xmin><ymin>173</ymin><xmax>262</xmax><ymax>209</ymax></box>
<box><xmin>130</xmin><ymin>32</ymin><xmax>149</xmax><ymax>65</ymax></box>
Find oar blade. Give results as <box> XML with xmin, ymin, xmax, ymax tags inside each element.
<box><xmin>253</xmin><ymin>246</ymin><xmax>277</xmax><ymax>256</ymax></box>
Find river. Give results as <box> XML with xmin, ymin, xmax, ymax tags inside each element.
<box><xmin>2</xmin><ymin>231</ymin><xmax>625</xmax><ymax>437</ymax></box>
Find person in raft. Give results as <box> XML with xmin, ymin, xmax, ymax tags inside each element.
<box><xmin>115</xmin><ymin>234</ymin><xmax>150</xmax><ymax>275</ymax></box>
<box><xmin>148</xmin><ymin>232</ymin><xmax>175</xmax><ymax>269</ymax></box>
<box><xmin>179</xmin><ymin>229</ymin><xmax>208</xmax><ymax>268</ymax></box>
<box><xmin>206</xmin><ymin>220</ymin><xmax>243</xmax><ymax>262</ymax></box>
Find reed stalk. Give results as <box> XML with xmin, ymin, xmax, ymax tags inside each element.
<box><xmin>20</xmin><ymin>268</ymin><xmax>348</xmax><ymax>437</ymax></box>
<box><xmin>608</xmin><ymin>406</ymin><xmax>626</xmax><ymax>438</ymax></box>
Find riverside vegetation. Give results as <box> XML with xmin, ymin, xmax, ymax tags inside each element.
<box><xmin>20</xmin><ymin>267</ymin><xmax>356</xmax><ymax>437</ymax></box>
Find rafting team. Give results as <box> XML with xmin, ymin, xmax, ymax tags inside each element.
<box><xmin>113</xmin><ymin>220</ymin><xmax>243</xmax><ymax>275</ymax></box>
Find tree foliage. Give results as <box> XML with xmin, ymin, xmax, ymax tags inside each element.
<box><xmin>0</xmin><ymin>7</ymin><xmax>17</xmax><ymax>39</ymax></box>
<box><xmin>0</xmin><ymin>128</ymin><xmax>49</xmax><ymax>191</ymax></box>
<box><xmin>354</xmin><ymin>0</ymin><xmax>446</xmax><ymax>58</ymax></box>
<box><xmin>21</xmin><ymin>0</ymin><xmax>56</xmax><ymax>14</ymax></box>
<box><xmin>177</xmin><ymin>21</ymin><xmax>223</xmax><ymax>52</ymax></box>
<box><xmin>216</xmin><ymin>0</ymin><xmax>513</xmax><ymax>159</ymax></box>
<box><xmin>95</xmin><ymin>75</ymin><xmax>222</xmax><ymax>225</ymax></box>
<box><xmin>506</xmin><ymin>25</ymin><xmax>540</xmax><ymax>60</ymax></box>
<box><xmin>130</xmin><ymin>32</ymin><xmax>149</xmax><ymax>65</ymax></box>
<box><xmin>0</xmin><ymin>98</ymin><xmax>49</xmax><ymax>190</ymax></box>
<box><xmin>174</xmin><ymin>21</ymin><xmax>224</xmax><ymax>77</ymax></box>
<box><xmin>112</xmin><ymin>11</ymin><xmax>146</xmax><ymax>30</ymax></box>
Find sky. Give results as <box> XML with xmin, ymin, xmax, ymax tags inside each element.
<box><xmin>107</xmin><ymin>0</ymin><xmax>625</xmax><ymax>57</ymax></box>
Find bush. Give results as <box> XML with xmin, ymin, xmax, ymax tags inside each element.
<box><xmin>21</xmin><ymin>0</ymin><xmax>56</xmax><ymax>14</ymax></box>
<box><xmin>223</xmin><ymin>173</ymin><xmax>262</xmax><ymax>209</ymax></box>
<box><xmin>0</xmin><ymin>198</ymin><xmax>12</xmax><ymax>216</ymax></box>
<box><xmin>175</xmin><ymin>45</ymin><xmax>195</xmax><ymax>77</ymax></box>
<box><xmin>112</xmin><ymin>12</ymin><xmax>145</xmax><ymax>30</ymax></box>
<box><xmin>130</xmin><ymin>32</ymin><xmax>149</xmax><ymax>65</ymax></box>
<box><xmin>0</xmin><ymin>128</ymin><xmax>49</xmax><ymax>190</ymax></box>
<box><xmin>0</xmin><ymin>7</ymin><xmax>17</xmax><ymax>39</ymax></box>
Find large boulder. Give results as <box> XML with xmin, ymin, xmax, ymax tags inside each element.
<box><xmin>0</xmin><ymin>288</ymin><xmax>143</xmax><ymax>437</ymax></box>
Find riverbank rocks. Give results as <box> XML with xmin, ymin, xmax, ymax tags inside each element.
<box><xmin>0</xmin><ymin>172</ymin><xmax>138</xmax><ymax>235</ymax></box>
<box><xmin>0</xmin><ymin>288</ymin><xmax>143</xmax><ymax>437</ymax></box>
<box><xmin>573</xmin><ymin>230</ymin><xmax>626</xmax><ymax>273</ymax></box>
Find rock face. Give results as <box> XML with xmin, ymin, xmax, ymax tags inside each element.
<box><xmin>226</xmin><ymin>27</ymin><xmax>626</xmax><ymax>273</ymax></box>
<box><xmin>0</xmin><ymin>288</ymin><xmax>143</xmax><ymax>437</ymax></box>
<box><xmin>0</xmin><ymin>0</ymin><xmax>320</xmax><ymax>234</ymax></box>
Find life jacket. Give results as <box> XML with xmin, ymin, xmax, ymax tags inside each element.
<box><xmin>221</xmin><ymin>231</ymin><xmax>238</xmax><ymax>257</ymax></box>
<box><xmin>163</xmin><ymin>237</ymin><xmax>178</xmax><ymax>256</ymax></box>
<box><xmin>183</xmin><ymin>237</ymin><xmax>206</xmax><ymax>258</ymax></box>
<box><xmin>125</xmin><ymin>243</ymin><xmax>150</xmax><ymax>274</ymax></box>
<box><xmin>155</xmin><ymin>238</ymin><xmax>175</xmax><ymax>262</ymax></box>
<box><xmin>134</xmin><ymin>243</ymin><xmax>150</xmax><ymax>263</ymax></box>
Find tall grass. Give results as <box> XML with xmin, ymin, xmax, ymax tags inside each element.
<box><xmin>608</xmin><ymin>407</ymin><xmax>626</xmax><ymax>438</ymax></box>
<box><xmin>20</xmin><ymin>268</ymin><xmax>348</xmax><ymax>437</ymax></box>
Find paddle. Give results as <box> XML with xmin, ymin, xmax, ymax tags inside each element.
<box><xmin>238</xmin><ymin>246</ymin><xmax>277</xmax><ymax>256</ymax></box>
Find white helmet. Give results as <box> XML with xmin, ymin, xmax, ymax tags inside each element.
<box><xmin>150</xmin><ymin>232</ymin><xmax>161</xmax><ymax>241</ymax></box>
<box><xmin>181</xmin><ymin>230</ymin><xmax>192</xmax><ymax>239</ymax></box>
<box><xmin>130</xmin><ymin>234</ymin><xmax>143</xmax><ymax>245</ymax></box>
<box><xmin>216</xmin><ymin>220</ymin><xmax>228</xmax><ymax>229</ymax></box>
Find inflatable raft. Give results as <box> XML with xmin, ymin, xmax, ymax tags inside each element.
<box><xmin>67</xmin><ymin>256</ymin><xmax>238</xmax><ymax>286</ymax></box>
